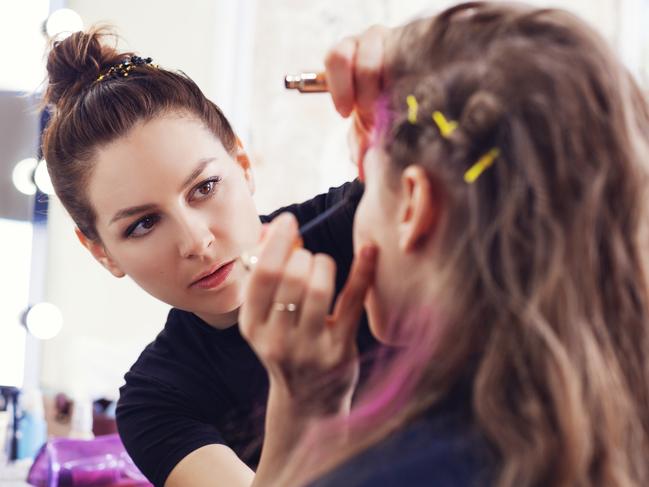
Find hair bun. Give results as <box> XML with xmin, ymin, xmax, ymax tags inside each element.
<box><xmin>460</xmin><ymin>91</ymin><xmax>504</xmax><ymax>143</ymax></box>
<box><xmin>44</xmin><ymin>27</ymin><xmax>125</xmax><ymax>108</ymax></box>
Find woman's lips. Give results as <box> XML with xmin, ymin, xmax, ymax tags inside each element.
<box><xmin>191</xmin><ymin>260</ymin><xmax>235</xmax><ymax>290</ymax></box>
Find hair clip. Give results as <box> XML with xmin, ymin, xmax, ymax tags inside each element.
<box><xmin>464</xmin><ymin>148</ymin><xmax>500</xmax><ymax>183</ymax></box>
<box><xmin>96</xmin><ymin>56</ymin><xmax>155</xmax><ymax>82</ymax></box>
<box><xmin>406</xmin><ymin>95</ymin><xmax>419</xmax><ymax>124</ymax></box>
<box><xmin>432</xmin><ymin>111</ymin><xmax>458</xmax><ymax>138</ymax></box>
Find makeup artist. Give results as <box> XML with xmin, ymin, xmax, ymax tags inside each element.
<box><xmin>41</xmin><ymin>23</ymin><xmax>389</xmax><ymax>487</ymax></box>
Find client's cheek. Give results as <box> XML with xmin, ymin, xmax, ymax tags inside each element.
<box><xmin>353</xmin><ymin>205</ymin><xmax>375</xmax><ymax>253</ymax></box>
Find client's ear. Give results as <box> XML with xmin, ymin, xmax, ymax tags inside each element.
<box><xmin>235</xmin><ymin>137</ymin><xmax>255</xmax><ymax>195</ymax></box>
<box><xmin>397</xmin><ymin>165</ymin><xmax>440</xmax><ymax>252</ymax></box>
<box><xmin>74</xmin><ymin>228</ymin><xmax>125</xmax><ymax>278</ymax></box>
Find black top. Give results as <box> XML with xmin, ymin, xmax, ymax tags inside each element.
<box><xmin>308</xmin><ymin>384</ymin><xmax>496</xmax><ymax>487</ymax></box>
<box><xmin>116</xmin><ymin>181</ymin><xmax>378</xmax><ymax>487</ymax></box>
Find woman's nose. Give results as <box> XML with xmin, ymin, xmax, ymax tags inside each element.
<box><xmin>177</xmin><ymin>214</ymin><xmax>215</xmax><ymax>259</ymax></box>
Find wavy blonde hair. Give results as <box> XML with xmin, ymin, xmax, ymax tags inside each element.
<box><xmin>285</xmin><ymin>3</ymin><xmax>649</xmax><ymax>486</ymax></box>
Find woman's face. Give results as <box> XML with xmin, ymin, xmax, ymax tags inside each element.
<box><xmin>354</xmin><ymin>146</ymin><xmax>441</xmax><ymax>345</ymax></box>
<box><xmin>353</xmin><ymin>147</ymin><xmax>404</xmax><ymax>343</ymax></box>
<box><xmin>85</xmin><ymin>113</ymin><xmax>261</xmax><ymax>326</ymax></box>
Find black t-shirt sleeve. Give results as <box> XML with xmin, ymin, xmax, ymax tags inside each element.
<box><xmin>117</xmin><ymin>371</ymin><xmax>225</xmax><ymax>487</ymax></box>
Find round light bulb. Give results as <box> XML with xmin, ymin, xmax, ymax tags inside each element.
<box><xmin>34</xmin><ymin>159</ymin><xmax>55</xmax><ymax>195</ymax></box>
<box><xmin>45</xmin><ymin>8</ymin><xmax>83</xmax><ymax>39</ymax></box>
<box><xmin>12</xmin><ymin>158</ymin><xmax>38</xmax><ymax>195</ymax></box>
<box><xmin>25</xmin><ymin>302</ymin><xmax>63</xmax><ymax>340</ymax></box>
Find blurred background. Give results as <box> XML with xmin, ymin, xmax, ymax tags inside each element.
<box><xmin>1</xmin><ymin>0</ymin><xmax>648</xmax><ymax>472</ymax></box>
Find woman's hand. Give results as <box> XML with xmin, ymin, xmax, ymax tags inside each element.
<box><xmin>324</xmin><ymin>25</ymin><xmax>389</xmax><ymax>169</ymax></box>
<box><xmin>239</xmin><ymin>213</ymin><xmax>377</xmax><ymax>416</ymax></box>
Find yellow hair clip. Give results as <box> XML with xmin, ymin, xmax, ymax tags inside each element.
<box><xmin>464</xmin><ymin>148</ymin><xmax>500</xmax><ymax>183</ymax></box>
<box><xmin>406</xmin><ymin>95</ymin><xmax>419</xmax><ymax>124</ymax></box>
<box><xmin>432</xmin><ymin>111</ymin><xmax>458</xmax><ymax>138</ymax></box>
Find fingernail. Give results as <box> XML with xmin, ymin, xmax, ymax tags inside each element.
<box><xmin>361</xmin><ymin>245</ymin><xmax>377</xmax><ymax>260</ymax></box>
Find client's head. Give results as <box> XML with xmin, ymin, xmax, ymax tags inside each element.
<box><xmin>351</xmin><ymin>2</ymin><xmax>649</xmax><ymax>484</ymax></box>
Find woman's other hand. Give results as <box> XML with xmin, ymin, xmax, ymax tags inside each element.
<box><xmin>324</xmin><ymin>25</ymin><xmax>389</xmax><ymax>170</ymax></box>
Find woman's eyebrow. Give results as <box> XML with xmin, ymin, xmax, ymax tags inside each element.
<box><xmin>110</xmin><ymin>203</ymin><xmax>157</xmax><ymax>225</ymax></box>
<box><xmin>109</xmin><ymin>157</ymin><xmax>217</xmax><ymax>225</ymax></box>
<box><xmin>179</xmin><ymin>157</ymin><xmax>216</xmax><ymax>192</ymax></box>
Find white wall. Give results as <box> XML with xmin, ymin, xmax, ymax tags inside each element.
<box><xmin>41</xmin><ymin>0</ymin><xmax>641</xmax><ymax>400</ymax></box>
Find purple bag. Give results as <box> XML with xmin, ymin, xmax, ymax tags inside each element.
<box><xmin>27</xmin><ymin>434</ymin><xmax>151</xmax><ymax>487</ymax></box>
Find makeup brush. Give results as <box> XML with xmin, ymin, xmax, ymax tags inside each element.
<box><xmin>239</xmin><ymin>197</ymin><xmax>349</xmax><ymax>271</ymax></box>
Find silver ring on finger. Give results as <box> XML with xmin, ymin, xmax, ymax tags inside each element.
<box><xmin>272</xmin><ymin>302</ymin><xmax>298</xmax><ymax>313</ymax></box>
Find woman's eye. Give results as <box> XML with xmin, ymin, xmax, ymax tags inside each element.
<box><xmin>197</xmin><ymin>181</ymin><xmax>214</xmax><ymax>196</ymax></box>
<box><xmin>126</xmin><ymin>214</ymin><xmax>160</xmax><ymax>238</ymax></box>
<box><xmin>190</xmin><ymin>176</ymin><xmax>222</xmax><ymax>201</ymax></box>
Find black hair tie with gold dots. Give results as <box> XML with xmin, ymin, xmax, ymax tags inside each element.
<box><xmin>96</xmin><ymin>55</ymin><xmax>155</xmax><ymax>82</ymax></box>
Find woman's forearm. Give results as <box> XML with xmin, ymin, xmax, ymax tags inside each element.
<box><xmin>251</xmin><ymin>382</ymin><xmax>351</xmax><ymax>486</ymax></box>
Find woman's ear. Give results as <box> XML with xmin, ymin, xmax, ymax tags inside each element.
<box><xmin>235</xmin><ymin>136</ymin><xmax>255</xmax><ymax>195</ymax></box>
<box><xmin>74</xmin><ymin>228</ymin><xmax>126</xmax><ymax>278</ymax></box>
<box><xmin>397</xmin><ymin>165</ymin><xmax>440</xmax><ymax>252</ymax></box>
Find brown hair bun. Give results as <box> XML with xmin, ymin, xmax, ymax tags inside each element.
<box><xmin>44</xmin><ymin>27</ymin><xmax>130</xmax><ymax>108</ymax></box>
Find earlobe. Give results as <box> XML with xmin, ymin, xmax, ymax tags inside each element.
<box><xmin>242</xmin><ymin>160</ymin><xmax>255</xmax><ymax>196</ymax></box>
<box><xmin>237</xmin><ymin>152</ymin><xmax>255</xmax><ymax>195</ymax></box>
<box><xmin>235</xmin><ymin>137</ymin><xmax>255</xmax><ymax>195</ymax></box>
<box><xmin>74</xmin><ymin>227</ymin><xmax>126</xmax><ymax>278</ymax></box>
<box><xmin>398</xmin><ymin>165</ymin><xmax>439</xmax><ymax>252</ymax></box>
